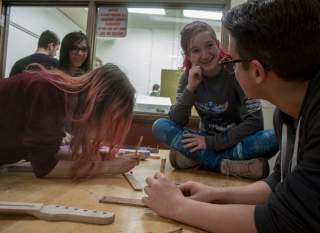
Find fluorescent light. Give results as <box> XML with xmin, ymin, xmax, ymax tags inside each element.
<box><xmin>150</xmin><ymin>15</ymin><xmax>223</xmax><ymax>27</ymax></box>
<box><xmin>128</xmin><ymin>8</ymin><xmax>165</xmax><ymax>15</ymax></box>
<box><xmin>183</xmin><ymin>10</ymin><xmax>222</xmax><ymax>20</ymax></box>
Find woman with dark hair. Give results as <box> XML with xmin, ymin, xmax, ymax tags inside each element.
<box><xmin>0</xmin><ymin>63</ymin><xmax>139</xmax><ymax>178</ymax></box>
<box><xmin>59</xmin><ymin>31</ymin><xmax>90</xmax><ymax>76</ymax></box>
<box><xmin>152</xmin><ymin>21</ymin><xmax>278</xmax><ymax>180</ymax></box>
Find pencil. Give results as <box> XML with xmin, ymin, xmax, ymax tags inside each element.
<box><xmin>136</xmin><ymin>136</ymin><xmax>143</xmax><ymax>155</ymax></box>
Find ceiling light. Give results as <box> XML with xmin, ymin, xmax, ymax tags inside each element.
<box><xmin>183</xmin><ymin>10</ymin><xmax>222</xmax><ymax>20</ymax></box>
<box><xmin>128</xmin><ymin>8</ymin><xmax>165</xmax><ymax>15</ymax></box>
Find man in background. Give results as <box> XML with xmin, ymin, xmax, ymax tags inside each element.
<box><xmin>10</xmin><ymin>30</ymin><xmax>60</xmax><ymax>76</ymax></box>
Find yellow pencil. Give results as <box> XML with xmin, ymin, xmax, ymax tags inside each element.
<box><xmin>136</xmin><ymin>136</ymin><xmax>143</xmax><ymax>155</ymax></box>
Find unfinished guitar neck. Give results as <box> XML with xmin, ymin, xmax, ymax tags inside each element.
<box><xmin>0</xmin><ymin>201</ymin><xmax>114</xmax><ymax>225</ymax></box>
<box><xmin>99</xmin><ymin>196</ymin><xmax>147</xmax><ymax>208</ymax></box>
<box><xmin>123</xmin><ymin>172</ymin><xmax>143</xmax><ymax>191</ymax></box>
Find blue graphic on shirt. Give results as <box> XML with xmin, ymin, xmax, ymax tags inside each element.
<box><xmin>196</xmin><ymin>101</ymin><xmax>229</xmax><ymax>114</ymax></box>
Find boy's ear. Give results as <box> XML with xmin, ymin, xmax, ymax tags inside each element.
<box><xmin>47</xmin><ymin>43</ymin><xmax>53</xmax><ymax>50</ymax></box>
<box><xmin>250</xmin><ymin>60</ymin><xmax>267</xmax><ymax>84</ymax></box>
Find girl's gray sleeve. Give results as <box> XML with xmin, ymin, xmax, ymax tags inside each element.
<box><xmin>205</xmin><ymin>80</ymin><xmax>264</xmax><ymax>151</ymax></box>
<box><xmin>168</xmin><ymin>73</ymin><xmax>196</xmax><ymax>127</ymax></box>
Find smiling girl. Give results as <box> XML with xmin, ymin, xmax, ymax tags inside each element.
<box><xmin>152</xmin><ymin>21</ymin><xmax>278</xmax><ymax>180</ymax></box>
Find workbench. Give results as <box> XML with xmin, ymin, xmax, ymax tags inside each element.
<box><xmin>0</xmin><ymin>150</ymin><xmax>252</xmax><ymax>233</ymax></box>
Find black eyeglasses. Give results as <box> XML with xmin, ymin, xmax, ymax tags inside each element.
<box><xmin>218</xmin><ymin>58</ymin><xmax>251</xmax><ymax>66</ymax></box>
<box><xmin>70</xmin><ymin>46</ymin><xmax>88</xmax><ymax>54</ymax></box>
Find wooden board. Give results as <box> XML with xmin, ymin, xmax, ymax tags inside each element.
<box><xmin>123</xmin><ymin>172</ymin><xmax>143</xmax><ymax>191</ymax></box>
<box><xmin>99</xmin><ymin>196</ymin><xmax>147</xmax><ymax>208</ymax></box>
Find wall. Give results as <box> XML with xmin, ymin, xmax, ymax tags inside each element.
<box><xmin>96</xmin><ymin>28</ymin><xmax>182</xmax><ymax>95</ymax></box>
<box><xmin>5</xmin><ymin>7</ymin><xmax>83</xmax><ymax>77</ymax></box>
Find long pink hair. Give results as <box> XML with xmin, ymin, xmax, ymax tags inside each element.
<box><xmin>180</xmin><ymin>21</ymin><xmax>231</xmax><ymax>72</ymax></box>
<box><xmin>28</xmin><ymin>63</ymin><xmax>135</xmax><ymax>178</ymax></box>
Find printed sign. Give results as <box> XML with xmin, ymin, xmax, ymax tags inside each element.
<box><xmin>96</xmin><ymin>7</ymin><xmax>128</xmax><ymax>38</ymax></box>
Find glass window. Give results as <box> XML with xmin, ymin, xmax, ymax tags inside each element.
<box><xmin>5</xmin><ymin>6</ymin><xmax>88</xmax><ymax>77</ymax></box>
<box><xmin>95</xmin><ymin>6</ymin><xmax>223</xmax><ymax>114</ymax></box>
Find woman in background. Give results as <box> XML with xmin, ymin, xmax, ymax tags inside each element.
<box><xmin>0</xmin><ymin>63</ymin><xmax>139</xmax><ymax>178</ymax></box>
<box><xmin>59</xmin><ymin>31</ymin><xmax>90</xmax><ymax>76</ymax></box>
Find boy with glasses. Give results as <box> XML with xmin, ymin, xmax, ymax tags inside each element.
<box><xmin>143</xmin><ymin>1</ymin><xmax>320</xmax><ymax>232</ymax></box>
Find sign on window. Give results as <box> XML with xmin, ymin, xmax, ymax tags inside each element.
<box><xmin>96</xmin><ymin>7</ymin><xmax>128</xmax><ymax>37</ymax></box>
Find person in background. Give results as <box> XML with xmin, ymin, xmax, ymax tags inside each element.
<box><xmin>59</xmin><ymin>31</ymin><xmax>90</xmax><ymax>77</ymax></box>
<box><xmin>10</xmin><ymin>30</ymin><xmax>60</xmax><ymax>76</ymax></box>
<box><xmin>95</xmin><ymin>57</ymin><xmax>103</xmax><ymax>69</ymax></box>
<box><xmin>152</xmin><ymin>21</ymin><xmax>278</xmax><ymax>180</ymax></box>
<box><xmin>0</xmin><ymin>63</ymin><xmax>139</xmax><ymax>178</ymax></box>
<box><xmin>143</xmin><ymin>1</ymin><xmax>320</xmax><ymax>232</ymax></box>
<box><xmin>150</xmin><ymin>83</ymin><xmax>160</xmax><ymax>97</ymax></box>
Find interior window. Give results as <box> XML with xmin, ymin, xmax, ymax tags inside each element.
<box><xmin>95</xmin><ymin>7</ymin><xmax>223</xmax><ymax>114</ymax></box>
<box><xmin>5</xmin><ymin>6</ymin><xmax>88</xmax><ymax>77</ymax></box>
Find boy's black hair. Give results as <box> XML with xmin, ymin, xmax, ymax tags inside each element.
<box><xmin>222</xmin><ymin>0</ymin><xmax>320</xmax><ymax>81</ymax></box>
<box><xmin>38</xmin><ymin>30</ymin><xmax>60</xmax><ymax>49</ymax></box>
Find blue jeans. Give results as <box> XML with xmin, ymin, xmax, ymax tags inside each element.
<box><xmin>152</xmin><ymin>118</ymin><xmax>279</xmax><ymax>171</ymax></box>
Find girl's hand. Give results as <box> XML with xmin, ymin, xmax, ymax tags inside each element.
<box><xmin>182</xmin><ymin>133</ymin><xmax>207</xmax><ymax>152</ymax></box>
<box><xmin>186</xmin><ymin>65</ymin><xmax>202</xmax><ymax>92</ymax></box>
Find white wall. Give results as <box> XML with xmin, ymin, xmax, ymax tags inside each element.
<box><xmin>96</xmin><ymin>28</ymin><xmax>182</xmax><ymax>95</ymax></box>
<box><xmin>5</xmin><ymin>7</ymin><xmax>84</xmax><ymax>77</ymax></box>
<box><xmin>96</xmin><ymin>28</ymin><xmax>153</xmax><ymax>94</ymax></box>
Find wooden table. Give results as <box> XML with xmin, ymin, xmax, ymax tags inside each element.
<box><xmin>0</xmin><ymin>150</ymin><xmax>252</xmax><ymax>233</ymax></box>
